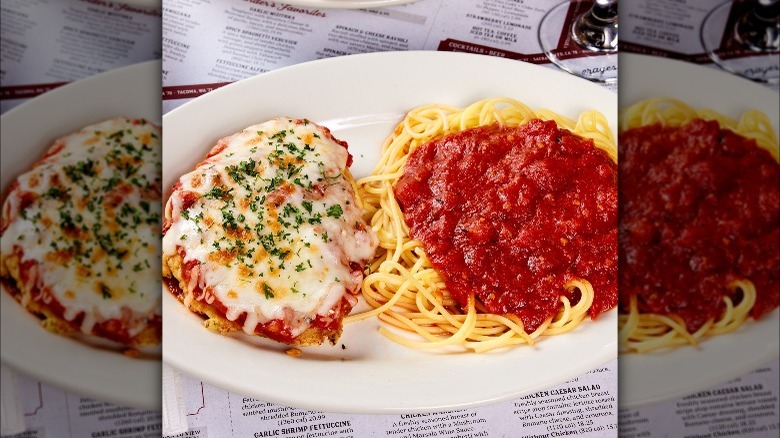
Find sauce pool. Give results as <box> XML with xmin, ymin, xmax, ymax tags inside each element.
<box><xmin>619</xmin><ymin>119</ymin><xmax>779</xmax><ymax>331</ymax></box>
<box><xmin>395</xmin><ymin>119</ymin><xmax>618</xmax><ymax>332</ymax></box>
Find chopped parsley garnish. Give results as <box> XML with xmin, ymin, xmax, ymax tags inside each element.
<box><xmin>197</xmin><ymin>123</ymin><xmax>363</xmax><ymax>281</ymax></box>
<box><xmin>204</xmin><ymin>186</ymin><xmax>233</xmax><ymax>200</ymax></box>
<box><xmin>25</xmin><ymin>125</ymin><xmax>164</xmax><ymax>277</ymax></box>
<box><xmin>101</xmin><ymin>284</ymin><xmax>112</xmax><ymax>299</ymax></box>
<box><xmin>63</xmin><ymin>159</ymin><xmax>97</xmax><ymax>183</ymax></box>
<box><xmin>326</xmin><ymin>204</ymin><xmax>343</xmax><ymax>219</ymax></box>
<box><xmin>221</xmin><ymin>208</ymin><xmax>238</xmax><ymax>230</ymax></box>
<box><xmin>59</xmin><ymin>209</ymin><xmax>76</xmax><ymax>230</ymax></box>
<box><xmin>43</xmin><ymin>187</ymin><xmax>70</xmax><ymax>200</ymax></box>
<box><xmin>226</xmin><ymin>158</ymin><xmax>258</xmax><ymax>183</ymax></box>
<box><xmin>262</xmin><ymin>283</ymin><xmax>275</xmax><ymax>299</ymax></box>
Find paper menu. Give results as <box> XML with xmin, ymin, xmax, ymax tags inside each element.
<box><xmin>161</xmin><ymin>0</ymin><xmax>444</xmax><ymax>105</ymax></box>
<box><xmin>0</xmin><ymin>0</ymin><xmax>162</xmax><ymax>113</ymax></box>
<box><xmin>620</xmin><ymin>359</ymin><xmax>780</xmax><ymax>438</ymax></box>
<box><xmin>421</xmin><ymin>0</ymin><xmax>553</xmax><ymax>62</ymax></box>
<box><xmin>161</xmin><ymin>360</ymin><xmax>779</xmax><ymax>437</ymax></box>
<box><xmin>7</xmin><ymin>359</ymin><xmax>777</xmax><ymax>437</ymax></box>
<box><xmin>1</xmin><ymin>369</ymin><xmax>162</xmax><ymax>438</ymax></box>
<box><xmin>621</xmin><ymin>0</ymin><xmax>779</xmax><ymax>90</ymax></box>
<box><xmin>161</xmin><ymin>0</ymin><xmax>617</xmax><ymax>114</ymax></box>
<box><xmin>621</xmin><ymin>0</ymin><xmax>715</xmax><ymax>60</ymax></box>
<box><xmin>5</xmin><ymin>358</ymin><xmax>775</xmax><ymax>437</ymax></box>
<box><xmin>162</xmin><ymin>360</ymin><xmax>618</xmax><ymax>438</ymax></box>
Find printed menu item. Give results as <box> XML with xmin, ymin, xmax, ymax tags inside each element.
<box><xmin>163</xmin><ymin>360</ymin><xmax>618</xmax><ymax>437</ymax></box>
<box><xmin>621</xmin><ymin>0</ymin><xmax>714</xmax><ymax>61</ymax></box>
<box><xmin>0</xmin><ymin>0</ymin><xmax>161</xmax><ymax>112</ymax></box>
<box><xmin>620</xmin><ymin>360</ymin><xmax>779</xmax><ymax>438</ymax></box>
<box><xmin>2</xmin><ymin>372</ymin><xmax>161</xmax><ymax>438</ymax></box>
<box><xmin>161</xmin><ymin>0</ymin><xmax>618</xmax><ymax>113</ymax></box>
<box><xmin>622</xmin><ymin>0</ymin><xmax>780</xmax><ymax>89</ymax></box>
<box><xmin>161</xmin><ymin>0</ymin><xmax>441</xmax><ymax>106</ymax></box>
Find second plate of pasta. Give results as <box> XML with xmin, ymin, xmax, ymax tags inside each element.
<box><xmin>619</xmin><ymin>54</ymin><xmax>780</xmax><ymax>408</ymax></box>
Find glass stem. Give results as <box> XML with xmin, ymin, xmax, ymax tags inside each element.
<box><xmin>572</xmin><ymin>0</ymin><xmax>619</xmax><ymax>52</ymax></box>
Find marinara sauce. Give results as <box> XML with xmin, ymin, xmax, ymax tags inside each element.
<box><xmin>395</xmin><ymin>119</ymin><xmax>618</xmax><ymax>332</ymax></box>
<box><xmin>619</xmin><ymin>119</ymin><xmax>779</xmax><ymax>332</ymax></box>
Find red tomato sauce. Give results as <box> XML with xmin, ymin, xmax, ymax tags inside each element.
<box><xmin>619</xmin><ymin>119</ymin><xmax>779</xmax><ymax>331</ymax></box>
<box><xmin>395</xmin><ymin>119</ymin><xmax>618</xmax><ymax>332</ymax></box>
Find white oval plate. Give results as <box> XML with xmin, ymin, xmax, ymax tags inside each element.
<box><xmin>163</xmin><ymin>51</ymin><xmax>618</xmax><ymax>413</ymax></box>
<box><xmin>266</xmin><ymin>0</ymin><xmax>418</xmax><ymax>9</ymax></box>
<box><xmin>0</xmin><ymin>60</ymin><xmax>162</xmax><ymax>410</ymax></box>
<box><xmin>619</xmin><ymin>53</ymin><xmax>780</xmax><ymax>408</ymax></box>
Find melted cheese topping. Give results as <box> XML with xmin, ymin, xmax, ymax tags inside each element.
<box><xmin>1</xmin><ymin>117</ymin><xmax>162</xmax><ymax>338</ymax></box>
<box><xmin>163</xmin><ymin>118</ymin><xmax>377</xmax><ymax>338</ymax></box>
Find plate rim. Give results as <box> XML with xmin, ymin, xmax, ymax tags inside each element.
<box><xmin>162</xmin><ymin>50</ymin><xmax>618</xmax><ymax>414</ymax></box>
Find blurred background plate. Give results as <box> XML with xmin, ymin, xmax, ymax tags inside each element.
<box><xmin>619</xmin><ymin>53</ymin><xmax>780</xmax><ymax>408</ymax></box>
<box><xmin>0</xmin><ymin>60</ymin><xmax>162</xmax><ymax>410</ymax></box>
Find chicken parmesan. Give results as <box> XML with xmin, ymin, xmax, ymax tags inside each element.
<box><xmin>0</xmin><ymin>117</ymin><xmax>162</xmax><ymax>350</ymax></box>
<box><xmin>162</xmin><ymin>118</ymin><xmax>377</xmax><ymax>346</ymax></box>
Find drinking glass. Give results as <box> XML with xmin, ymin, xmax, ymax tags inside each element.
<box><xmin>538</xmin><ymin>0</ymin><xmax>618</xmax><ymax>83</ymax></box>
<box><xmin>701</xmin><ymin>0</ymin><xmax>779</xmax><ymax>84</ymax></box>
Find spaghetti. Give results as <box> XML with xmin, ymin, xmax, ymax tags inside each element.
<box><xmin>619</xmin><ymin>98</ymin><xmax>779</xmax><ymax>353</ymax></box>
<box><xmin>346</xmin><ymin>98</ymin><xmax>618</xmax><ymax>352</ymax></box>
